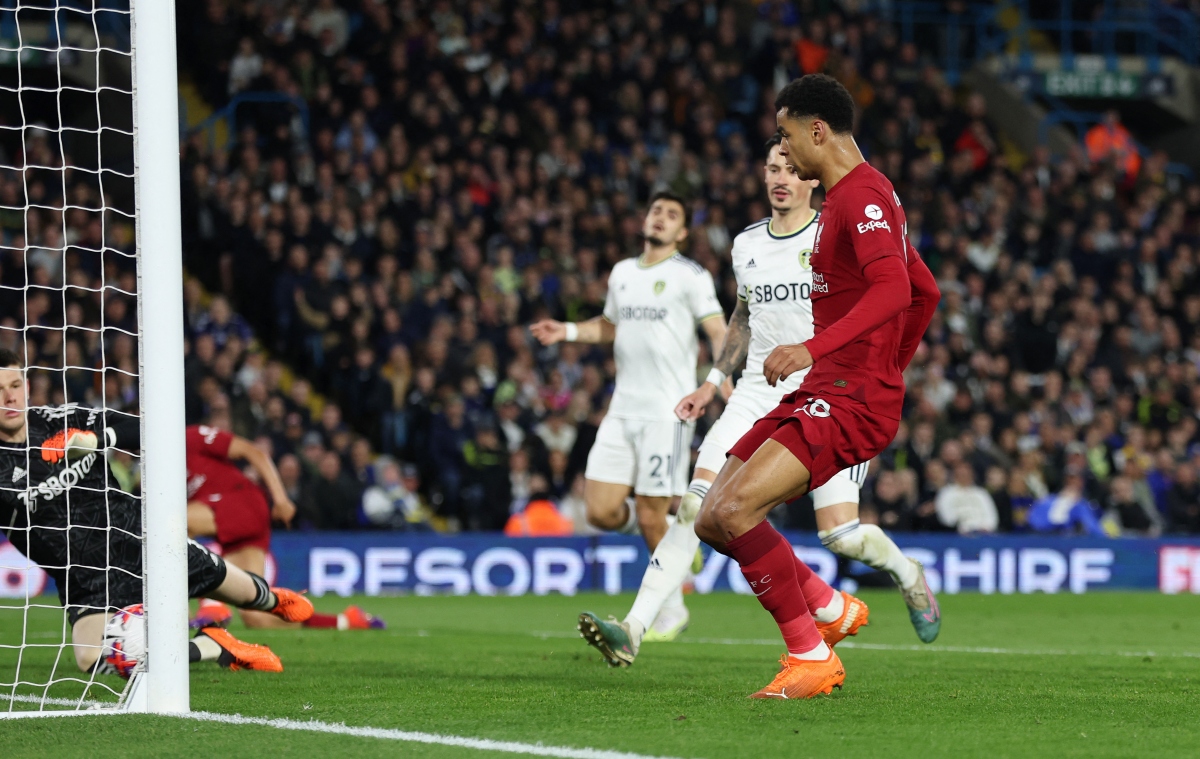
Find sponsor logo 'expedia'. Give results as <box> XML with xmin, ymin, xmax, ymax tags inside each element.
<box><xmin>619</xmin><ymin>306</ymin><xmax>668</xmax><ymax>321</ymax></box>
<box><xmin>856</xmin><ymin>219</ymin><xmax>891</xmax><ymax>234</ymax></box>
<box><xmin>16</xmin><ymin>452</ymin><xmax>97</xmax><ymax>511</ymax></box>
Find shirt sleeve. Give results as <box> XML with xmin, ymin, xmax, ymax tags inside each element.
<box><xmin>897</xmin><ymin>244</ymin><xmax>941</xmax><ymax>370</ymax></box>
<box><xmin>185</xmin><ymin>424</ymin><xmax>234</xmax><ymax>460</ymax></box>
<box><xmin>690</xmin><ymin>268</ymin><xmax>724</xmax><ymax>322</ymax></box>
<box><xmin>803</xmin><ymin>255</ymin><xmax>911</xmax><ymax>361</ymax></box>
<box><xmin>602</xmin><ymin>268</ymin><xmax>620</xmax><ymax>324</ymax></box>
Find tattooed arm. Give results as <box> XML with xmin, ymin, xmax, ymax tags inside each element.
<box><xmin>675</xmin><ymin>298</ymin><xmax>751</xmax><ymax>420</ymax></box>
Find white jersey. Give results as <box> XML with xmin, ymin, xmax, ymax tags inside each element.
<box><xmin>603</xmin><ymin>253</ymin><xmax>723</xmax><ymax>419</ymax></box>
<box><xmin>731</xmin><ymin>213</ymin><xmax>819</xmax><ymax>395</ymax></box>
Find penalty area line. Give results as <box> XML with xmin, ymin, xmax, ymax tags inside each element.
<box><xmin>183</xmin><ymin>711</ymin><xmax>694</xmax><ymax>759</ymax></box>
<box><xmin>532</xmin><ymin>631</ymin><xmax>1200</xmax><ymax>659</ymax></box>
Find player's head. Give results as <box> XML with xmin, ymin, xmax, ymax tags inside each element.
<box><xmin>764</xmin><ymin>134</ymin><xmax>819</xmax><ymax>213</ymax></box>
<box><xmin>0</xmin><ymin>348</ymin><xmax>25</xmax><ymax>438</ymax></box>
<box><xmin>642</xmin><ymin>191</ymin><xmax>690</xmax><ymax>249</ymax></box>
<box><xmin>774</xmin><ymin>74</ymin><xmax>856</xmax><ymax>180</ymax></box>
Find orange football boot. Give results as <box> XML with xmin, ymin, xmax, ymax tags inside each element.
<box><xmin>198</xmin><ymin>627</ymin><xmax>283</xmax><ymax>672</ymax></box>
<box><xmin>749</xmin><ymin>650</ymin><xmax>845</xmax><ymax>699</ymax></box>
<box><xmin>815</xmin><ymin>591</ymin><xmax>869</xmax><ymax>647</ymax></box>
<box><xmin>269</xmin><ymin>587</ymin><xmax>314</xmax><ymax>623</ymax></box>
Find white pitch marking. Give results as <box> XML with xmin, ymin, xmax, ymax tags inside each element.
<box><xmin>183</xmin><ymin>712</ymin><xmax>693</xmax><ymax>759</ymax></box>
<box><xmin>533</xmin><ymin>631</ymin><xmax>1200</xmax><ymax>659</ymax></box>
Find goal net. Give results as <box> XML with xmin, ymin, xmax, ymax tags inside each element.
<box><xmin>0</xmin><ymin>0</ymin><xmax>188</xmax><ymax>716</ymax></box>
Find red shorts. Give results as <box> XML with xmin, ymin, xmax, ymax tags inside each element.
<box><xmin>727</xmin><ymin>390</ymin><xmax>899</xmax><ymax>492</ymax></box>
<box><xmin>208</xmin><ymin>486</ymin><xmax>271</xmax><ymax>553</ymax></box>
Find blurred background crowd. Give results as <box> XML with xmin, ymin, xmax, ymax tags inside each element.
<box><xmin>12</xmin><ymin>0</ymin><xmax>1199</xmax><ymax>538</ymax></box>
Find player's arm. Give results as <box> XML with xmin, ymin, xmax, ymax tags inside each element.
<box><xmin>40</xmin><ymin>409</ymin><xmax>139</xmax><ymax>464</ymax></box>
<box><xmin>226</xmin><ymin>436</ymin><xmax>296</xmax><ymax>527</ymax></box>
<box><xmin>763</xmin><ymin>256</ymin><xmax>911</xmax><ymax>386</ymax></box>
<box><xmin>897</xmin><ymin>246</ymin><xmax>940</xmax><ymax>370</ymax></box>
<box><xmin>529</xmin><ymin>315</ymin><xmax>616</xmax><ymax>345</ymax></box>
<box><xmin>676</xmin><ymin>301</ymin><xmax>746</xmax><ymax>420</ymax></box>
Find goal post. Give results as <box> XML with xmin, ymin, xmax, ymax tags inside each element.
<box><xmin>131</xmin><ymin>0</ymin><xmax>189</xmax><ymax>715</ymax></box>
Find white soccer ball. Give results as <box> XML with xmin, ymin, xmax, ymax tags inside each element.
<box><xmin>102</xmin><ymin>603</ymin><xmax>146</xmax><ymax>679</ymax></box>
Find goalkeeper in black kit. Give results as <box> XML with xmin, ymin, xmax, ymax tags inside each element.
<box><xmin>0</xmin><ymin>349</ymin><xmax>313</xmax><ymax>675</ymax></box>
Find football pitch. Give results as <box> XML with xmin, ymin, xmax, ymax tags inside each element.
<box><xmin>1</xmin><ymin>590</ymin><xmax>1198</xmax><ymax>758</ymax></box>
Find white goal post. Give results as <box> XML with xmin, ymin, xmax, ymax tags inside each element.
<box><xmin>132</xmin><ymin>0</ymin><xmax>189</xmax><ymax>716</ymax></box>
<box><xmin>0</xmin><ymin>0</ymin><xmax>188</xmax><ymax>717</ymax></box>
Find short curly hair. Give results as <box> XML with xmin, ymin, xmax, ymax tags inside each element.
<box><xmin>774</xmin><ymin>74</ymin><xmax>855</xmax><ymax>134</ymax></box>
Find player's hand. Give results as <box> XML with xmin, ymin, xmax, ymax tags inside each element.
<box><xmin>675</xmin><ymin>383</ymin><xmax>717</xmax><ymax>420</ymax></box>
<box><xmin>272</xmin><ymin>497</ymin><xmax>297</xmax><ymax>528</ymax></box>
<box><xmin>41</xmin><ymin>428</ymin><xmax>98</xmax><ymax>464</ymax></box>
<box><xmin>763</xmin><ymin>344</ymin><xmax>813</xmax><ymax>387</ymax></box>
<box><xmin>529</xmin><ymin>320</ymin><xmax>566</xmax><ymax>345</ymax></box>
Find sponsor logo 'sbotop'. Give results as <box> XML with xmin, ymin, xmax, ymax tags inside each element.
<box><xmin>16</xmin><ymin>453</ymin><xmax>97</xmax><ymax>510</ymax></box>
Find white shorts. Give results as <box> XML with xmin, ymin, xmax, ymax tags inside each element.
<box><xmin>694</xmin><ymin>379</ymin><xmax>868</xmax><ymax>508</ymax></box>
<box><xmin>584</xmin><ymin>415</ymin><xmax>695</xmax><ymax>497</ymax></box>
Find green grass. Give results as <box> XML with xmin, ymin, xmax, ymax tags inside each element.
<box><xmin>1</xmin><ymin>590</ymin><xmax>1199</xmax><ymax>758</ymax></box>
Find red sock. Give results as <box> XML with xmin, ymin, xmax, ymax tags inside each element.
<box><xmin>795</xmin><ymin>552</ymin><xmax>835</xmax><ymax>614</ymax></box>
<box><xmin>303</xmin><ymin>612</ymin><xmax>339</xmax><ymax>629</ymax></box>
<box><xmin>726</xmin><ymin>521</ymin><xmax>823</xmax><ymax>654</ymax></box>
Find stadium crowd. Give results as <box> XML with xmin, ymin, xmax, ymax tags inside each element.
<box><xmin>16</xmin><ymin>0</ymin><xmax>1200</xmax><ymax>537</ymax></box>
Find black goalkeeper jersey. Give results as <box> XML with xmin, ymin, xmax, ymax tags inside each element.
<box><xmin>0</xmin><ymin>404</ymin><xmax>143</xmax><ymax>614</ymax></box>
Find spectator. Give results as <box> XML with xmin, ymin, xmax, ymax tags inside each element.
<box><xmin>1027</xmin><ymin>473</ymin><xmax>1108</xmax><ymax>537</ymax></box>
<box><xmin>1105</xmin><ymin>475</ymin><xmax>1163</xmax><ymax>536</ymax></box>
<box><xmin>1085</xmin><ymin>110</ymin><xmax>1141</xmax><ymax>185</ymax></box>
<box><xmin>1166</xmin><ymin>463</ymin><xmax>1200</xmax><ymax>533</ymax></box>
<box><xmin>935</xmin><ymin>462</ymin><xmax>999</xmax><ymax>534</ymax></box>
<box><xmin>301</xmin><ymin>451</ymin><xmax>363</xmax><ymax>530</ymax></box>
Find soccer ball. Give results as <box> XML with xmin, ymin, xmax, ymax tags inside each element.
<box><xmin>102</xmin><ymin>603</ymin><xmax>146</xmax><ymax>679</ymax></box>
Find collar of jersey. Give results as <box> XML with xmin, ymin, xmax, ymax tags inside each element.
<box><xmin>767</xmin><ymin>210</ymin><xmax>817</xmax><ymax>240</ymax></box>
<box><xmin>636</xmin><ymin>250</ymin><xmax>679</xmax><ymax>268</ymax></box>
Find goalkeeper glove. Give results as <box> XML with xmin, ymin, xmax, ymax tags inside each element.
<box><xmin>41</xmin><ymin>428</ymin><xmax>99</xmax><ymax>464</ymax></box>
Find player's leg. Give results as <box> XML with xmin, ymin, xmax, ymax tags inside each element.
<box><xmin>627</xmin><ymin>409</ymin><xmax>733</xmax><ymax>647</ymax></box>
<box><xmin>186</xmin><ymin>502</ymin><xmax>218</xmax><ymax>538</ymax></box>
<box><xmin>582</xmin><ymin>416</ymin><xmax>638</xmax><ymax>532</ymax></box>
<box><xmin>813</xmin><ymin>465</ymin><xmax>940</xmax><ymax>643</ymax></box>
<box><xmin>578</xmin><ymin>419</ymin><xmax>685</xmax><ymax>664</ymax></box>
<box><xmin>187</xmin><ymin>539</ymin><xmax>312</xmax><ymax>624</ymax></box>
<box><xmin>70</xmin><ymin>612</ymin><xmax>107</xmax><ymax>672</ymax></box>
<box><xmin>695</xmin><ymin>412</ymin><xmax>844</xmax><ymax>699</ymax></box>
<box><xmin>221</xmin><ymin>546</ymin><xmax>291</xmax><ymax>629</ymax></box>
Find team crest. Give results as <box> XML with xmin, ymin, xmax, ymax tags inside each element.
<box><xmin>654</xmin><ymin>280</ymin><xmax>666</xmax><ymax>295</ymax></box>
<box><xmin>799</xmin><ymin>249</ymin><xmax>812</xmax><ymax>270</ymax></box>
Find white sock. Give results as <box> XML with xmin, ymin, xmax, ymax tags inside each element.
<box><xmin>617</xmin><ymin>498</ymin><xmax>640</xmax><ymax>535</ymax></box>
<box><xmin>812</xmin><ymin>589</ymin><xmax>844</xmax><ymax>623</ymax></box>
<box><xmin>662</xmin><ymin>584</ymin><xmax>685</xmax><ymax>612</ymax></box>
<box><xmin>789</xmin><ymin>639</ymin><xmax>831</xmax><ymax>661</ymax></box>
<box><xmin>191</xmin><ymin>634</ymin><xmax>222</xmax><ymax>662</ymax></box>
<box><xmin>625</xmin><ymin>503</ymin><xmax>703</xmax><ymax>635</ymax></box>
<box><xmin>337</xmin><ymin>614</ymin><xmax>349</xmax><ymax>631</ymax></box>
<box><xmin>627</xmin><ymin>617</ymin><xmax>646</xmax><ymax>648</ymax></box>
<box><xmin>819</xmin><ymin>520</ymin><xmax>919</xmax><ymax>590</ymax></box>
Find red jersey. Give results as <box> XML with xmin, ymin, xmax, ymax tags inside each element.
<box><xmin>186</xmin><ymin>425</ymin><xmax>256</xmax><ymax>504</ymax></box>
<box><xmin>801</xmin><ymin>163</ymin><xmax>918</xmax><ymax>421</ymax></box>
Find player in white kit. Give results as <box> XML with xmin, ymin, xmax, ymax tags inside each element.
<box><xmin>531</xmin><ymin>192</ymin><xmax>727</xmax><ymax>635</ymax></box>
<box><xmin>578</xmin><ymin>137</ymin><xmax>928</xmax><ymax>667</ymax></box>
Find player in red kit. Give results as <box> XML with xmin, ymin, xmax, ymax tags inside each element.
<box><xmin>695</xmin><ymin>74</ymin><xmax>941</xmax><ymax>699</ymax></box>
<box><xmin>186</xmin><ymin>423</ymin><xmax>384</xmax><ymax>631</ymax></box>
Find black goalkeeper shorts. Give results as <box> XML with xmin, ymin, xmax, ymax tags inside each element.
<box><xmin>65</xmin><ymin>540</ymin><xmax>228</xmax><ymax>626</ymax></box>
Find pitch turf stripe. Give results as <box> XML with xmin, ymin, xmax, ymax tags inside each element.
<box><xmin>184</xmin><ymin>711</ymin><xmax>692</xmax><ymax>759</ymax></box>
<box><xmin>531</xmin><ymin>631</ymin><xmax>1200</xmax><ymax>659</ymax></box>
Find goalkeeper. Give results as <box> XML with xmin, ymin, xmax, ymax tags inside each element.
<box><xmin>0</xmin><ymin>350</ymin><xmax>313</xmax><ymax>673</ymax></box>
